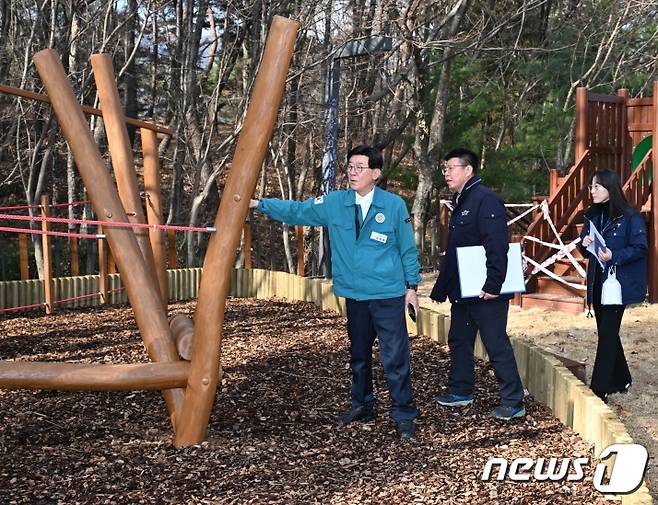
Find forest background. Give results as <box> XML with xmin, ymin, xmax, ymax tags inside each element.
<box><xmin>0</xmin><ymin>0</ymin><xmax>656</xmax><ymax>281</ymax></box>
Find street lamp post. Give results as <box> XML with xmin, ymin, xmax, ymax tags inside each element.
<box><xmin>317</xmin><ymin>36</ymin><xmax>393</xmax><ymax>277</ymax></box>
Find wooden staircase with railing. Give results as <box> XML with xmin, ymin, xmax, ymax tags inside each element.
<box><xmin>520</xmin><ymin>149</ymin><xmax>653</xmax><ymax>313</ymax></box>
<box><xmin>519</xmin><ymin>150</ymin><xmax>591</xmax><ymax>314</ymax></box>
<box><xmin>520</xmin><ymin>215</ymin><xmax>587</xmax><ymax>314</ymax></box>
<box><xmin>519</xmin><ymin>83</ymin><xmax>657</xmax><ymax>312</ymax></box>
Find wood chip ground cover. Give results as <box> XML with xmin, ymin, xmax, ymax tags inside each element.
<box><xmin>0</xmin><ymin>299</ymin><xmax>614</xmax><ymax>504</ymax></box>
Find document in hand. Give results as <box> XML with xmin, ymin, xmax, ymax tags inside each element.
<box><xmin>456</xmin><ymin>242</ymin><xmax>526</xmax><ymax>298</ymax></box>
<box><xmin>586</xmin><ymin>221</ymin><xmax>607</xmax><ymax>268</ymax></box>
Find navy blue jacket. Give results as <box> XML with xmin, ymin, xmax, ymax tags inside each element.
<box><xmin>430</xmin><ymin>176</ymin><xmax>511</xmax><ymax>304</ymax></box>
<box><xmin>579</xmin><ymin>204</ymin><xmax>647</xmax><ymax>305</ymax></box>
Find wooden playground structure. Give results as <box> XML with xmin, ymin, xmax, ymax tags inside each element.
<box><xmin>0</xmin><ymin>11</ymin><xmax>656</xmax><ymax>450</ymax></box>
<box><xmin>0</xmin><ymin>16</ymin><xmax>300</xmax><ymax>446</ymax></box>
<box><xmin>520</xmin><ymin>84</ymin><xmax>658</xmax><ymax>313</ymax></box>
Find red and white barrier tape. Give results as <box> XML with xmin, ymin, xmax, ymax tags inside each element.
<box><xmin>530</xmin><ymin>238</ymin><xmax>583</xmax><ymax>275</ymax></box>
<box><xmin>523</xmin><ymin>254</ymin><xmax>586</xmax><ymax>291</ymax></box>
<box><xmin>0</xmin><ymin>200</ymin><xmax>89</xmax><ymax>211</ymax></box>
<box><xmin>507</xmin><ymin>203</ymin><xmax>541</xmax><ymax>226</ymax></box>
<box><xmin>0</xmin><ymin>302</ymin><xmax>46</xmax><ymax>313</ymax></box>
<box><xmin>0</xmin><ymin>287</ymin><xmax>127</xmax><ymax>314</ymax></box>
<box><xmin>0</xmin><ymin>226</ymin><xmax>104</xmax><ymax>239</ymax></box>
<box><xmin>0</xmin><ymin>213</ymin><xmax>216</xmax><ymax>234</ymax></box>
<box><xmin>530</xmin><ymin>200</ymin><xmax>586</xmax><ymax>277</ymax></box>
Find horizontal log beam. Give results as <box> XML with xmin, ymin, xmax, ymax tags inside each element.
<box><xmin>627</xmin><ymin>123</ymin><xmax>653</xmax><ymax>132</ymax></box>
<box><xmin>0</xmin><ymin>83</ymin><xmax>172</xmax><ymax>136</ymax></box>
<box><xmin>626</xmin><ymin>97</ymin><xmax>653</xmax><ymax>106</ymax></box>
<box><xmin>170</xmin><ymin>314</ymin><xmax>193</xmax><ymax>360</ymax></box>
<box><xmin>587</xmin><ymin>93</ymin><xmax>624</xmax><ymax>104</ymax></box>
<box><xmin>0</xmin><ymin>361</ymin><xmax>189</xmax><ymax>391</ymax></box>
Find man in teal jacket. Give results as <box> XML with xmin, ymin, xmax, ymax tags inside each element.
<box><xmin>250</xmin><ymin>145</ymin><xmax>421</xmax><ymax>439</ymax></box>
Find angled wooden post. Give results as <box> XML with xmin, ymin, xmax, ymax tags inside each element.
<box><xmin>170</xmin><ymin>314</ymin><xmax>194</xmax><ymax>360</ymax></box>
<box><xmin>141</xmin><ymin>127</ymin><xmax>168</xmax><ymax>306</ymax></box>
<box><xmin>40</xmin><ymin>195</ymin><xmax>54</xmax><ymax>315</ymax></box>
<box><xmin>174</xmin><ymin>15</ymin><xmax>299</xmax><ymax>446</ymax></box>
<box><xmin>91</xmin><ymin>54</ymin><xmax>159</xmax><ymax>287</ymax></box>
<box><xmin>33</xmin><ymin>49</ymin><xmax>184</xmax><ymax>427</ymax></box>
<box><xmin>18</xmin><ymin>233</ymin><xmax>29</xmax><ymax>280</ymax></box>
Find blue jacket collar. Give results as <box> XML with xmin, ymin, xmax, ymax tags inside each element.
<box><xmin>453</xmin><ymin>176</ymin><xmax>481</xmax><ymax>206</ymax></box>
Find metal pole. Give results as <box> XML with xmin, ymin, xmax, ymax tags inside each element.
<box><xmin>318</xmin><ymin>58</ymin><xmax>341</xmax><ymax>278</ymax></box>
<box><xmin>317</xmin><ymin>37</ymin><xmax>393</xmax><ymax>279</ymax></box>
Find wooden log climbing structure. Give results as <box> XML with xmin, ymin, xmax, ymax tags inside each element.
<box><xmin>0</xmin><ymin>15</ymin><xmax>299</xmax><ymax>447</ymax></box>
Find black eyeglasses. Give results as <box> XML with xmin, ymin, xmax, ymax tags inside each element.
<box><xmin>441</xmin><ymin>163</ymin><xmax>467</xmax><ymax>175</ymax></box>
<box><xmin>346</xmin><ymin>164</ymin><xmax>371</xmax><ymax>174</ymax></box>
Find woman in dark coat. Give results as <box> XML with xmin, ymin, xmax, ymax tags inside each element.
<box><xmin>580</xmin><ymin>169</ymin><xmax>647</xmax><ymax>403</ymax></box>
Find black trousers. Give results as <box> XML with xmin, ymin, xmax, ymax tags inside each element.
<box><xmin>346</xmin><ymin>296</ymin><xmax>417</xmax><ymax>422</ymax></box>
<box><xmin>591</xmin><ymin>278</ymin><xmax>632</xmax><ymax>398</ymax></box>
<box><xmin>447</xmin><ymin>299</ymin><xmax>524</xmax><ymax>407</ymax></box>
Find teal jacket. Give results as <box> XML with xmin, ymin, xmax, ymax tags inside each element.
<box><xmin>257</xmin><ymin>187</ymin><xmax>421</xmax><ymax>301</ymax></box>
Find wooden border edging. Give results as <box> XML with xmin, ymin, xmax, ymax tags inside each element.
<box><xmin>229</xmin><ymin>269</ymin><xmax>653</xmax><ymax>504</ymax></box>
<box><xmin>0</xmin><ymin>269</ymin><xmax>652</xmax><ymax>501</ymax></box>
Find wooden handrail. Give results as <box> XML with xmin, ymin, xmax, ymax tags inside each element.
<box><xmin>524</xmin><ymin>149</ymin><xmax>591</xmax><ymax>280</ymax></box>
<box><xmin>587</xmin><ymin>93</ymin><xmax>624</xmax><ymax>104</ymax></box>
<box><xmin>526</xmin><ymin>149</ymin><xmax>591</xmax><ymax>237</ymax></box>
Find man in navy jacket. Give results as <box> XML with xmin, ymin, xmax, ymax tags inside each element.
<box><xmin>430</xmin><ymin>147</ymin><xmax>525</xmax><ymax>420</ymax></box>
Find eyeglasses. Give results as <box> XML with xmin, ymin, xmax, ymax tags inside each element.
<box><xmin>441</xmin><ymin>163</ymin><xmax>467</xmax><ymax>175</ymax></box>
<box><xmin>346</xmin><ymin>164</ymin><xmax>371</xmax><ymax>174</ymax></box>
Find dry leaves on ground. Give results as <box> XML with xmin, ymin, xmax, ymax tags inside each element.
<box><xmin>0</xmin><ymin>299</ymin><xmax>614</xmax><ymax>504</ymax></box>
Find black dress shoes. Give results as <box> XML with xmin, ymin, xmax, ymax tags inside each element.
<box><xmin>397</xmin><ymin>419</ymin><xmax>416</xmax><ymax>440</ymax></box>
<box><xmin>336</xmin><ymin>405</ymin><xmax>375</xmax><ymax>426</ymax></box>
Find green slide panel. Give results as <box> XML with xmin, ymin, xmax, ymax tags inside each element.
<box><xmin>631</xmin><ymin>135</ymin><xmax>652</xmax><ymax>184</ymax></box>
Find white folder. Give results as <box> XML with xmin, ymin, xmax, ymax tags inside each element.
<box><xmin>456</xmin><ymin>242</ymin><xmax>526</xmax><ymax>298</ymax></box>
<box><xmin>586</xmin><ymin>220</ymin><xmax>607</xmax><ymax>268</ymax></box>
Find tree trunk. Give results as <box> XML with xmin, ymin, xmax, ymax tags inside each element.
<box><xmin>123</xmin><ymin>0</ymin><xmax>138</xmax><ymax>144</ymax></box>
<box><xmin>66</xmin><ymin>8</ymin><xmax>81</xmax><ymax>269</ymax></box>
<box><xmin>411</xmin><ymin>0</ymin><xmax>469</xmax><ymax>251</ymax></box>
<box><xmin>147</xmin><ymin>13</ymin><xmax>158</xmax><ymax>118</ymax></box>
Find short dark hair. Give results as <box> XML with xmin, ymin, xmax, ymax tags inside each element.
<box><xmin>589</xmin><ymin>169</ymin><xmax>631</xmax><ymax>219</ymax></box>
<box><xmin>443</xmin><ymin>147</ymin><xmax>479</xmax><ymax>174</ymax></box>
<box><xmin>347</xmin><ymin>145</ymin><xmax>383</xmax><ymax>170</ymax></box>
